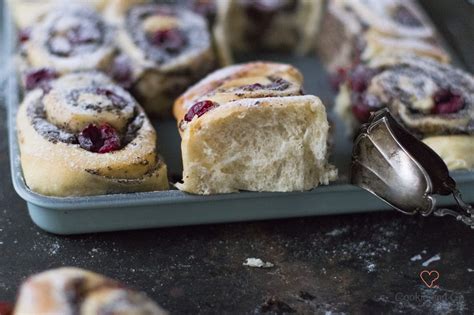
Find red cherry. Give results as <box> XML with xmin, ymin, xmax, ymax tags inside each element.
<box><xmin>19</xmin><ymin>28</ymin><xmax>31</xmax><ymax>43</ymax></box>
<box><xmin>348</xmin><ymin>65</ymin><xmax>376</xmax><ymax>93</ymax></box>
<box><xmin>330</xmin><ymin>67</ymin><xmax>348</xmax><ymax>91</ymax></box>
<box><xmin>431</xmin><ymin>89</ymin><xmax>464</xmax><ymax>115</ymax></box>
<box><xmin>24</xmin><ymin>68</ymin><xmax>58</xmax><ymax>92</ymax></box>
<box><xmin>78</xmin><ymin>123</ymin><xmax>121</xmax><ymax>153</ymax></box>
<box><xmin>98</xmin><ymin>124</ymin><xmax>122</xmax><ymax>153</ymax></box>
<box><xmin>0</xmin><ymin>302</ymin><xmax>13</xmax><ymax>315</ymax></box>
<box><xmin>351</xmin><ymin>100</ymin><xmax>372</xmax><ymax>124</ymax></box>
<box><xmin>184</xmin><ymin>100</ymin><xmax>217</xmax><ymax>122</ymax></box>
<box><xmin>110</xmin><ymin>55</ymin><xmax>134</xmax><ymax>89</ymax></box>
<box><xmin>149</xmin><ymin>29</ymin><xmax>186</xmax><ymax>52</ymax></box>
<box><xmin>432</xmin><ymin>89</ymin><xmax>464</xmax><ymax>114</ymax></box>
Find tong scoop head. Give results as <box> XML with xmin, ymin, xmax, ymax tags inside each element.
<box><xmin>351</xmin><ymin>109</ymin><xmax>473</xmax><ymax>227</ymax></box>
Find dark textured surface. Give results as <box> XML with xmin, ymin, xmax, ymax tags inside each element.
<box><xmin>1</xmin><ymin>1</ymin><xmax>474</xmax><ymax>314</ymax></box>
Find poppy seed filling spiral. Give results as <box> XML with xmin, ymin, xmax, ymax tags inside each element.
<box><xmin>45</xmin><ymin>10</ymin><xmax>106</xmax><ymax>57</ymax></box>
<box><xmin>26</xmin><ymin>77</ymin><xmax>145</xmax><ymax>152</ymax></box>
<box><xmin>126</xmin><ymin>4</ymin><xmax>208</xmax><ymax>65</ymax></box>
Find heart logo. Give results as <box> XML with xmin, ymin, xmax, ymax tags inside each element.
<box><xmin>420</xmin><ymin>270</ymin><xmax>440</xmax><ymax>288</ymax></box>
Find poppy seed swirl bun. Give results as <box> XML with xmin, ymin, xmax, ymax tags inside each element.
<box><xmin>104</xmin><ymin>0</ymin><xmax>216</xmax><ymax>116</ymax></box>
<box><xmin>17</xmin><ymin>72</ymin><xmax>169</xmax><ymax>197</ymax></box>
<box><xmin>24</xmin><ymin>5</ymin><xmax>116</xmax><ymax>75</ymax></box>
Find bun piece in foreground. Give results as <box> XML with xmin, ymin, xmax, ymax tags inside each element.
<box><xmin>13</xmin><ymin>267</ymin><xmax>167</xmax><ymax>315</ymax></box>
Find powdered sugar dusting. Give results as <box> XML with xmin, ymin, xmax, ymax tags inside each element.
<box><xmin>422</xmin><ymin>254</ymin><xmax>441</xmax><ymax>267</ymax></box>
<box><xmin>410</xmin><ymin>254</ymin><xmax>422</xmax><ymax>261</ymax></box>
<box><xmin>49</xmin><ymin>242</ymin><xmax>61</xmax><ymax>256</ymax></box>
<box><xmin>420</xmin><ymin>287</ymin><xmax>466</xmax><ymax>313</ymax></box>
<box><xmin>243</xmin><ymin>258</ymin><xmax>274</xmax><ymax>269</ymax></box>
<box><xmin>325</xmin><ymin>227</ymin><xmax>349</xmax><ymax>237</ymax></box>
<box><xmin>366</xmin><ymin>262</ymin><xmax>376</xmax><ymax>273</ymax></box>
<box><xmin>30</xmin><ymin>5</ymin><xmax>115</xmax><ymax>73</ymax></box>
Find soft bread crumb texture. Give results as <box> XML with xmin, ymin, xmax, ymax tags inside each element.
<box><xmin>177</xmin><ymin>96</ymin><xmax>337</xmax><ymax>194</ymax></box>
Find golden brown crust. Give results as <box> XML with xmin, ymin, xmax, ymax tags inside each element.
<box><xmin>173</xmin><ymin>62</ymin><xmax>304</xmax><ymax>123</ymax></box>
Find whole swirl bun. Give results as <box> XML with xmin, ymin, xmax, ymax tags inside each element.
<box><xmin>17</xmin><ymin>72</ymin><xmax>169</xmax><ymax>196</ymax></box>
<box><xmin>104</xmin><ymin>0</ymin><xmax>216</xmax><ymax>116</ymax></box>
<box><xmin>173</xmin><ymin>62</ymin><xmax>337</xmax><ymax>194</ymax></box>
<box><xmin>23</xmin><ymin>5</ymin><xmax>115</xmax><ymax>77</ymax></box>
<box><xmin>317</xmin><ymin>0</ymin><xmax>449</xmax><ymax>73</ymax></box>
<box><xmin>216</xmin><ymin>0</ymin><xmax>323</xmax><ymax>54</ymax></box>
<box><xmin>13</xmin><ymin>267</ymin><xmax>167</xmax><ymax>315</ymax></box>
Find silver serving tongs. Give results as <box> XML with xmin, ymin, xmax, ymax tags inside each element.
<box><xmin>351</xmin><ymin>108</ymin><xmax>473</xmax><ymax>228</ymax></box>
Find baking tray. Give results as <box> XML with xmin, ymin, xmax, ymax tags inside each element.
<box><xmin>4</xmin><ymin>5</ymin><xmax>474</xmax><ymax>235</ymax></box>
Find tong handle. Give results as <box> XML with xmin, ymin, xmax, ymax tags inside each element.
<box><xmin>434</xmin><ymin>189</ymin><xmax>474</xmax><ymax>228</ymax></box>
